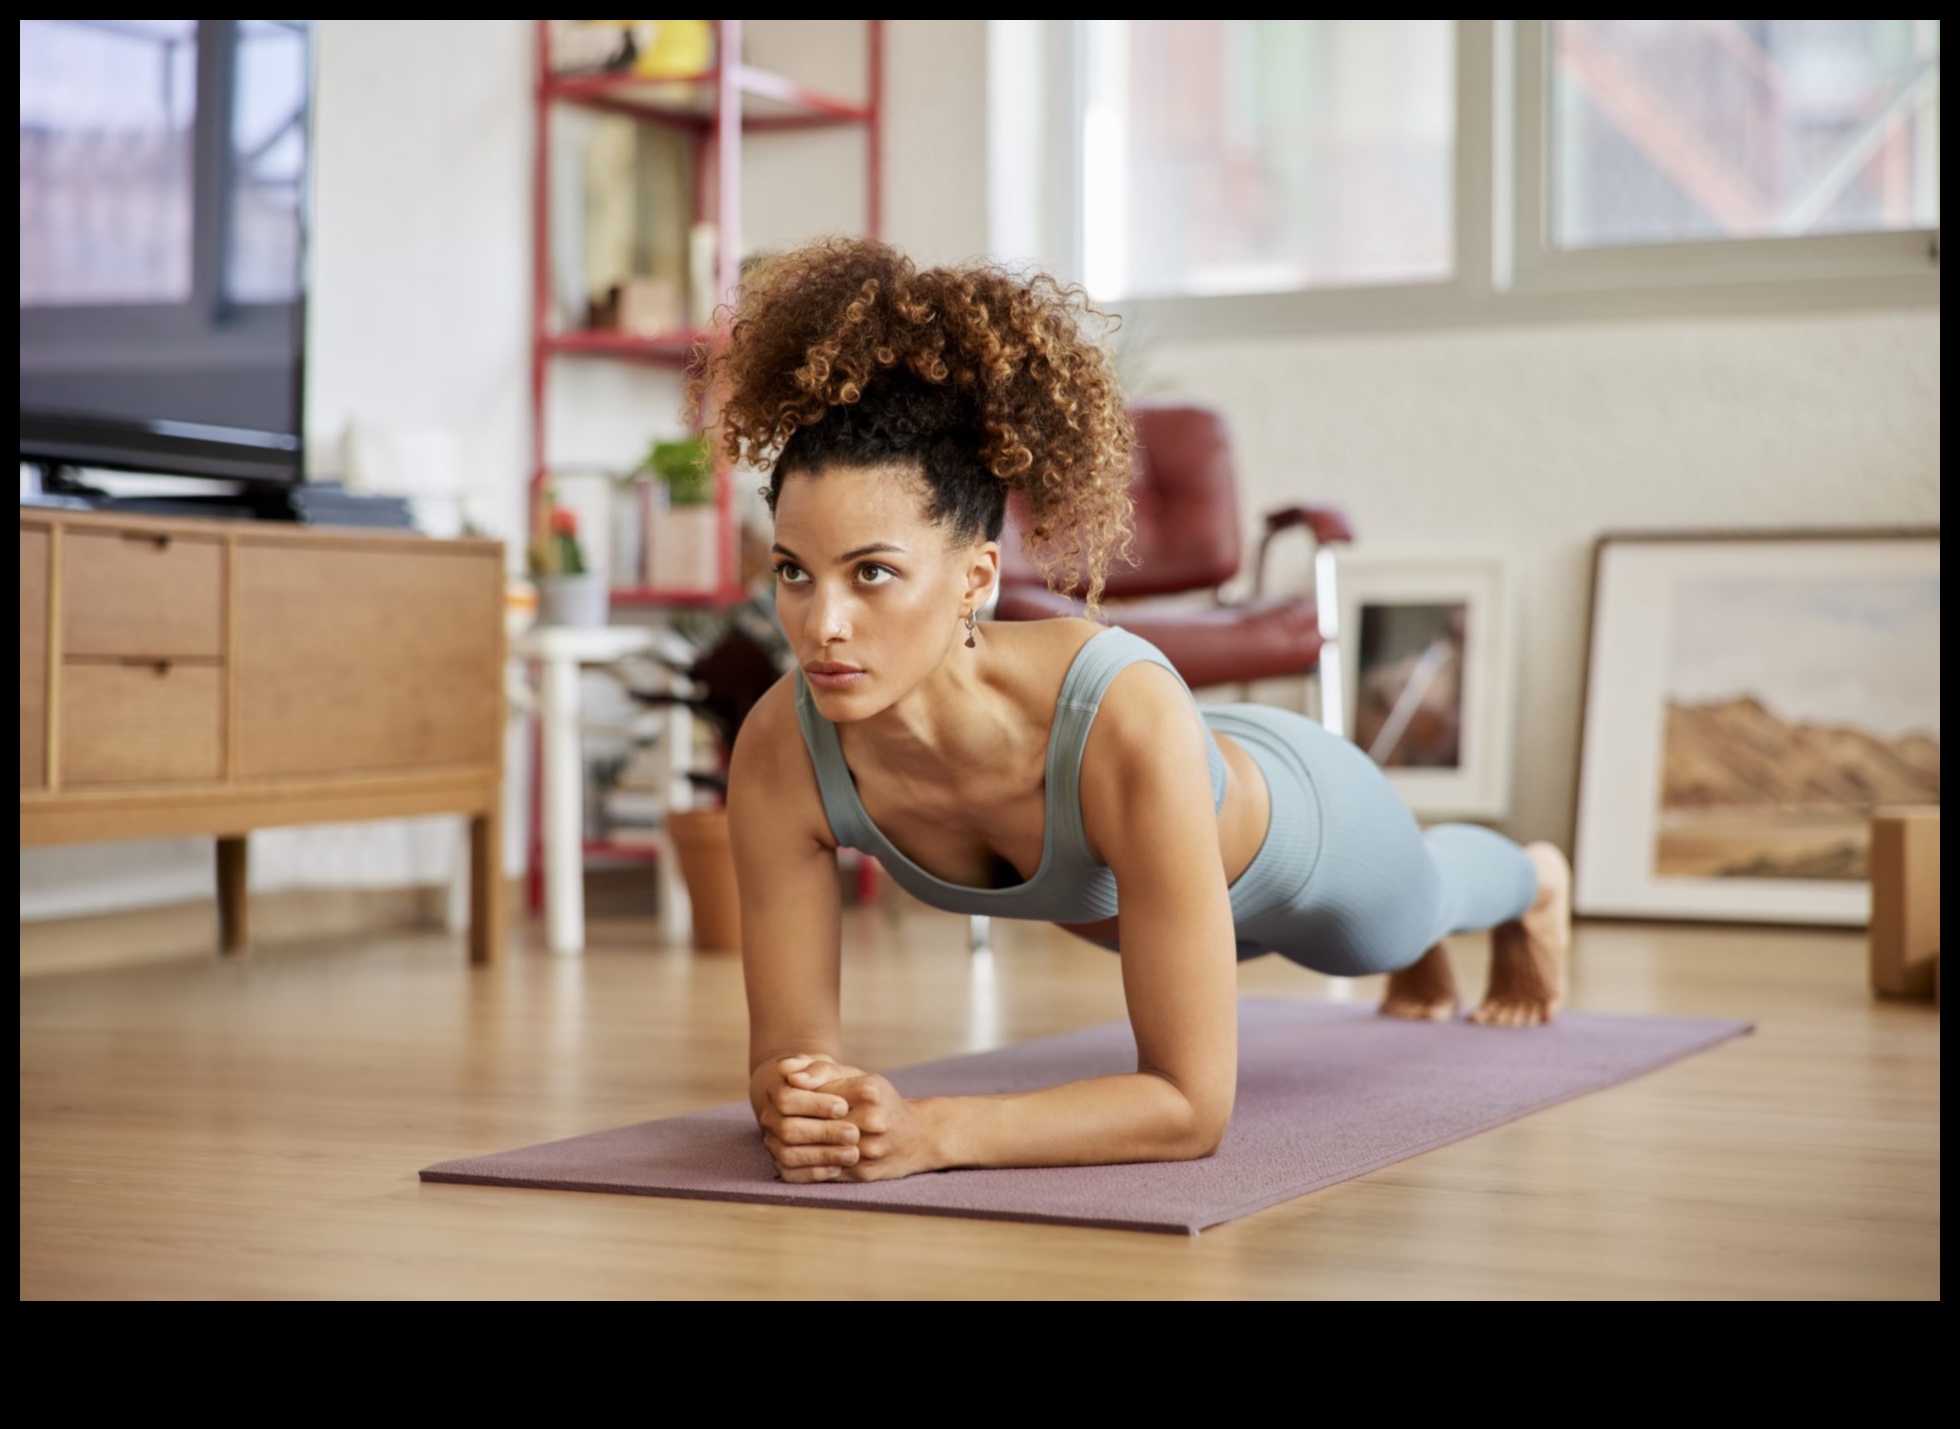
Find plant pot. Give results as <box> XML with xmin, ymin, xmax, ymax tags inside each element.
<box><xmin>667</xmin><ymin>807</ymin><xmax>741</xmax><ymax>952</ymax></box>
<box><xmin>537</xmin><ymin>571</ymin><xmax>610</xmax><ymax>629</ymax></box>
<box><xmin>646</xmin><ymin>505</ymin><xmax>720</xmax><ymax>591</ymax></box>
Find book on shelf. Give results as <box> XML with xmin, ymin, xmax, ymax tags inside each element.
<box><xmin>602</xmin><ymin>823</ymin><xmax>666</xmax><ymax>850</ymax></box>
<box><xmin>602</xmin><ymin>787</ymin><xmax>666</xmax><ymax>824</ymax></box>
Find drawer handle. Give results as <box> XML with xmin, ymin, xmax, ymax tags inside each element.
<box><xmin>120</xmin><ymin>532</ymin><xmax>173</xmax><ymax>551</ymax></box>
<box><xmin>120</xmin><ymin>657</ymin><xmax>174</xmax><ymax>675</ymax></box>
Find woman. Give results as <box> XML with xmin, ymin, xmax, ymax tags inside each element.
<box><xmin>716</xmin><ymin>239</ymin><xmax>1569</xmax><ymax>1185</ymax></box>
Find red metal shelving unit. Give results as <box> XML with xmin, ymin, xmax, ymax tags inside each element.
<box><xmin>528</xmin><ymin>18</ymin><xmax>883</xmax><ymax>606</ymax></box>
<box><xmin>525</xmin><ymin>19</ymin><xmax>883</xmax><ymax>906</ymax></box>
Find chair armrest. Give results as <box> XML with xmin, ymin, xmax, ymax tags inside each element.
<box><xmin>1254</xmin><ymin>503</ymin><xmax>1354</xmax><ymax>596</ymax></box>
<box><xmin>1261</xmin><ymin>503</ymin><xmax>1354</xmax><ymax>546</ymax></box>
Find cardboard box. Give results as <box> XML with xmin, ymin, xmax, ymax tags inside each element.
<box><xmin>1869</xmin><ymin>807</ymin><xmax>1940</xmax><ymax>999</ymax></box>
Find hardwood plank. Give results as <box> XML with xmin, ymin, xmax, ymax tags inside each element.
<box><xmin>22</xmin><ymin>506</ymin><xmax>499</xmax><ymax>559</ymax></box>
<box><xmin>20</xmin><ymin>768</ymin><xmax>495</xmax><ymax>846</ymax></box>
<box><xmin>20</xmin><ymin>528</ymin><xmax>48</xmax><ymax>788</ymax></box>
<box><xmin>17</xmin><ymin>910</ymin><xmax>1942</xmax><ymax>1299</ymax></box>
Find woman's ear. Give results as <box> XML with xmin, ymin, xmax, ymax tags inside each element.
<box><xmin>965</xmin><ymin>540</ymin><xmax>1001</xmax><ymax>612</ymax></box>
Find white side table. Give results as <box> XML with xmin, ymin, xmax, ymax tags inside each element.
<box><xmin>514</xmin><ymin>625</ymin><xmax>657</xmax><ymax>954</ymax></box>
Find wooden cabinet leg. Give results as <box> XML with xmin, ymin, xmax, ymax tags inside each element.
<box><xmin>469</xmin><ymin>809</ymin><xmax>505</xmax><ymax>966</ymax></box>
<box><xmin>216</xmin><ymin>835</ymin><xmax>249</xmax><ymax>956</ymax></box>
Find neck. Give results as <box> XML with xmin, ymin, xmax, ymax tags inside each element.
<box><xmin>848</xmin><ymin>632</ymin><xmax>1022</xmax><ymax>780</ymax></box>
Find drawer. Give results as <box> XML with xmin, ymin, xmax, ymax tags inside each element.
<box><xmin>65</xmin><ymin>529</ymin><xmax>224</xmax><ymax>658</ymax></box>
<box><xmin>60</xmin><ymin>661</ymin><xmax>223</xmax><ymax>786</ymax></box>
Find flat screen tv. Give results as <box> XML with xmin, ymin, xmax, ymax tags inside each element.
<box><xmin>19</xmin><ymin>19</ymin><xmax>312</xmax><ymax>489</ymax></box>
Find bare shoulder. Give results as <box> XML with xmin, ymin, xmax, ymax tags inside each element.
<box><xmin>1092</xmin><ymin>658</ymin><xmax>1205</xmax><ymax>758</ymax></box>
<box><xmin>992</xmin><ymin>615</ymin><xmax>1115</xmax><ymax>698</ymax></box>
<box><xmin>1078</xmin><ymin>658</ymin><xmax>1217</xmax><ymax>865</ymax></box>
<box><xmin>728</xmin><ymin>671</ymin><xmax>836</xmax><ymax>853</ymax></box>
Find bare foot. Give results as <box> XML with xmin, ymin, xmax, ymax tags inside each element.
<box><xmin>1469</xmin><ymin>842</ymin><xmax>1570</xmax><ymax>1027</ymax></box>
<box><xmin>1380</xmin><ymin>941</ymin><xmax>1460</xmax><ymax>1021</ymax></box>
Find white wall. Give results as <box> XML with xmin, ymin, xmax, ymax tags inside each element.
<box><xmin>1155</xmin><ymin>309</ymin><xmax>1942</xmax><ymax>844</ymax></box>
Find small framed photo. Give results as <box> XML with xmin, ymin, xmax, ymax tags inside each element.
<box><xmin>1336</xmin><ymin>553</ymin><xmax>1515</xmax><ymax>821</ymax></box>
<box><xmin>1573</xmin><ymin>531</ymin><xmax>1940</xmax><ymax>927</ymax></box>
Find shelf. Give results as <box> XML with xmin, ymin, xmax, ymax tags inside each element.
<box><xmin>543</xmin><ymin>329</ymin><xmax>708</xmax><ymax>366</ymax></box>
<box><xmin>583</xmin><ymin>838</ymin><xmax>663</xmax><ymax>861</ymax></box>
<box><xmin>543</xmin><ymin>64</ymin><xmax>872</xmax><ymax>130</ymax></box>
<box><xmin>610</xmin><ymin>585</ymin><xmax>753</xmax><ymax>608</ymax></box>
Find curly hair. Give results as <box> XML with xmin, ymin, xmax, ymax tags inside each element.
<box><xmin>700</xmin><ymin>237</ymin><xmax>1136</xmax><ymax>613</ymax></box>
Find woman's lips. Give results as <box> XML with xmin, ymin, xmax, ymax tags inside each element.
<box><xmin>805</xmin><ymin>664</ymin><xmax>866</xmax><ymax>691</ymax></box>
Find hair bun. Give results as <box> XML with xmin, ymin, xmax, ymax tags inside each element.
<box><xmin>703</xmin><ymin>238</ymin><xmax>1135</xmax><ymax>611</ymax></box>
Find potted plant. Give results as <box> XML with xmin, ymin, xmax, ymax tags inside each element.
<box><xmin>529</xmin><ymin>491</ymin><xmax>609</xmax><ymax>628</ymax></box>
<box><xmin>621</xmin><ymin>596</ymin><xmax>788</xmax><ymax>951</ymax></box>
<box><xmin>641</xmin><ymin>434</ymin><xmax>720</xmax><ymax>590</ymax></box>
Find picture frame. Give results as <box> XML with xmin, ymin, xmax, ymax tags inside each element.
<box><xmin>1335</xmin><ymin>552</ymin><xmax>1515</xmax><ymax>821</ymax></box>
<box><xmin>1572</xmin><ymin>530</ymin><xmax>1940</xmax><ymax>927</ymax></box>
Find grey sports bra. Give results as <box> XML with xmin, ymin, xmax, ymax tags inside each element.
<box><xmin>791</xmin><ymin>625</ymin><xmax>1228</xmax><ymax>922</ymax></box>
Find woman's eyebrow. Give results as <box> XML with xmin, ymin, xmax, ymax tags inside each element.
<box><xmin>771</xmin><ymin>542</ymin><xmax>909</xmax><ymax>564</ymax></box>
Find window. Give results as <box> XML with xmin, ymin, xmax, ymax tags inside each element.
<box><xmin>1079</xmin><ymin>20</ymin><xmax>1454</xmax><ymax>302</ymax></box>
<box><xmin>1030</xmin><ymin>20</ymin><xmax>1940</xmax><ymax>335</ymax></box>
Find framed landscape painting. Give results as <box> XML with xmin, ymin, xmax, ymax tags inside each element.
<box><xmin>1573</xmin><ymin>531</ymin><xmax>1940</xmax><ymax>926</ymax></box>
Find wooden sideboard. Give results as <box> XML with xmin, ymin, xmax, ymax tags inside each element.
<box><xmin>19</xmin><ymin>509</ymin><xmax>507</xmax><ymax>963</ymax></box>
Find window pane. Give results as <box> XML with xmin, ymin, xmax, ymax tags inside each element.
<box><xmin>1550</xmin><ymin>20</ymin><xmax>1941</xmax><ymax>250</ymax></box>
<box><xmin>18</xmin><ymin>19</ymin><xmax>198</xmax><ymax>306</ymax></box>
<box><xmin>227</xmin><ymin>19</ymin><xmax>309</xmax><ymax>304</ymax></box>
<box><xmin>1082</xmin><ymin>20</ymin><xmax>1454</xmax><ymax>301</ymax></box>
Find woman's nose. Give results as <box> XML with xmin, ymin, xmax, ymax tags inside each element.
<box><xmin>806</xmin><ymin>586</ymin><xmax>849</xmax><ymax>645</ymax></box>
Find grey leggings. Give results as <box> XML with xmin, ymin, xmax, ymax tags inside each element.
<box><xmin>1206</xmin><ymin>704</ymin><xmax>1539</xmax><ymax>977</ymax></box>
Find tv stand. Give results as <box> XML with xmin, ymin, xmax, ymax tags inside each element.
<box><xmin>19</xmin><ymin>508</ymin><xmax>508</xmax><ymax>963</ymax></box>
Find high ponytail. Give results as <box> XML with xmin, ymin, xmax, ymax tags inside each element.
<box><xmin>701</xmin><ymin>237</ymin><xmax>1136</xmax><ymax>613</ymax></box>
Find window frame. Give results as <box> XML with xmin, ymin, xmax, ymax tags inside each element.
<box><xmin>1038</xmin><ymin>19</ymin><xmax>1939</xmax><ymax>343</ymax></box>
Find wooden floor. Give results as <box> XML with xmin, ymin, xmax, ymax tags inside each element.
<box><xmin>19</xmin><ymin>889</ymin><xmax>1942</xmax><ymax>1299</ymax></box>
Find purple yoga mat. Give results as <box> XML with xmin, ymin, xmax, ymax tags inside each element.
<box><xmin>421</xmin><ymin>998</ymin><xmax>1750</xmax><ymax>1234</ymax></box>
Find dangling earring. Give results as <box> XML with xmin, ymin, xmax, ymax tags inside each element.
<box><xmin>963</xmin><ymin>610</ymin><xmax>979</xmax><ymax>648</ymax></box>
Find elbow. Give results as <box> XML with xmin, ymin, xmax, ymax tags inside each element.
<box><xmin>1166</xmin><ymin>1090</ymin><xmax>1235</xmax><ymax>1161</ymax></box>
<box><xmin>1181</xmin><ymin>1113</ymin><xmax>1231</xmax><ymax>1161</ymax></box>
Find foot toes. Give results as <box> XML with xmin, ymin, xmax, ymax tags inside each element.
<box><xmin>1469</xmin><ymin>998</ymin><xmax>1557</xmax><ymax>1027</ymax></box>
<box><xmin>1469</xmin><ymin>998</ymin><xmax>1559</xmax><ymax>1027</ymax></box>
<box><xmin>1382</xmin><ymin>996</ymin><xmax>1460</xmax><ymax>1023</ymax></box>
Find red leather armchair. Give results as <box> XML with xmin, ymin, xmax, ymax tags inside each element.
<box><xmin>993</xmin><ymin>402</ymin><xmax>1354</xmax><ymax>734</ymax></box>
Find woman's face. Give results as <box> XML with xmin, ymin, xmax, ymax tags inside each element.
<box><xmin>770</xmin><ymin>463</ymin><xmax>995</xmax><ymax>721</ymax></box>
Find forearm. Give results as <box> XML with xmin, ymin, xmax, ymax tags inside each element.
<box><xmin>920</xmin><ymin>1071</ymin><xmax>1229</xmax><ymax>1171</ymax></box>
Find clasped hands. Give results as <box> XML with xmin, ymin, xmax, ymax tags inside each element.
<box><xmin>751</xmin><ymin>1054</ymin><xmax>933</xmax><ymax>1183</ymax></box>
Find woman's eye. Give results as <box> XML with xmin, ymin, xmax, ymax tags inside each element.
<box><xmin>857</xmin><ymin>563</ymin><xmax>894</xmax><ymax>585</ymax></box>
<box><xmin>773</xmin><ymin>563</ymin><xmax>807</xmax><ymax>583</ymax></box>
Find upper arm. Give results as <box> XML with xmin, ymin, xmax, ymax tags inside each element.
<box><xmin>1077</xmin><ymin>663</ymin><xmax>1239</xmax><ymax>1136</ymax></box>
<box><xmin>728</xmin><ymin>676</ymin><xmax>845</xmax><ymax>1071</ymax></box>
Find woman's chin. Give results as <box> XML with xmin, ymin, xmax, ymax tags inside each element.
<box><xmin>806</xmin><ymin>677</ymin><xmax>878</xmax><ymax>719</ymax></box>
